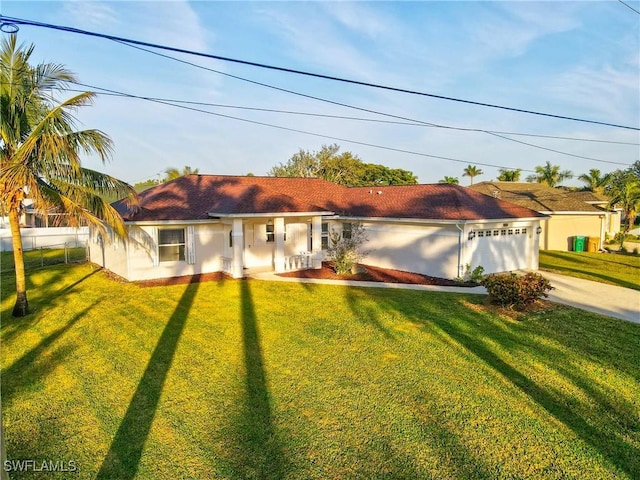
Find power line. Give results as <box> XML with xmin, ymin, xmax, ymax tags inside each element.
<box><xmin>1</xmin><ymin>14</ymin><xmax>638</xmax><ymax>131</ymax></box>
<box><xmin>54</xmin><ymin>83</ymin><xmax>636</xmax><ymax>146</ymax></box>
<box><xmin>108</xmin><ymin>41</ymin><xmax>639</xmax><ymax>160</ymax></box>
<box><xmin>65</xmin><ymin>81</ymin><xmax>632</xmax><ymax>167</ymax></box>
<box><xmin>2</xmin><ymin>70</ymin><xmax>633</xmax><ymax>166</ymax></box>
<box><xmin>618</xmin><ymin>0</ymin><xmax>640</xmax><ymax>15</ymax></box>
<box><xmin>59</xmin><ymin>81</ymin><xmax>542</xmax><ymax>173</ymax></box>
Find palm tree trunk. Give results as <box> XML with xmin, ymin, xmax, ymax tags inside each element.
<box><xmin>8</xmin><ymin>208</ymin><xmax>29</xmax><ymax>317</ymax></box>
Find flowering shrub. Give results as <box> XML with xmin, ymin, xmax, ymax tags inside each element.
<box><xmin>481</xmin><ymin>272</ymin><xmax>553</xmax><ymax>310</ymax></box>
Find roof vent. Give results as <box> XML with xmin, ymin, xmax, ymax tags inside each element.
<box><xmin>369</xmin><ymin>189</ymin><xmax>373</xmax><ymax>194</ymax></box>
<box><xmin>492</xmin><ymin>190</ymin><xmax>500</xmax><ymax>198</ymax></box>
<box><xmin>377</xmin><ymin>191</ymin><xmax>382</xmax><ymax>195</ymax></box>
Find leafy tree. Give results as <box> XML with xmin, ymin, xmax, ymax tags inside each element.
<box><xmin>165</xmin><ymin>165</ymin><xmax>199</xmax><ymax>181</ymax></box>
<box><xmin>462</xmin><ymin>165</ymin><xmax>483</xmax><ymax>185</ymax></box>
<box><xmin>525</xmin><ymin>161</ymin><xmax>573</xmax><ymax>187</ymax></box>
<box><xmin>269</xmin><ymin>144</ymin><xmax>417</xmax><ymax>186</ymax></box>
<box><xmin>578</xmin><ymin>168</ymin><xmax>610</xmax><ymax>195</ymax></box>
<box><xmin>0</xmin><ymin>35</ymin><xmax>136</xmax><ymax>317</ymax></box>
<box><xmin>497</xmin><ymin>169</ymin><xmax>522</xmax><ymax>182</ymax></box>
<box><xmin>438</xmin><ymin>176</ymin><xmax>459</xmax><ymax>184</ymax></box>
<box><xmin>133</xmin><ymin>178</ymin><xmax>160</xmax><ymax>192</ymax></box>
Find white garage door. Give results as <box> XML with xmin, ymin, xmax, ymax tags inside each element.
<box><xmin>469</xmin><ymin>226</ymin><xmax>531</xmax><ymax>274</ymax></box>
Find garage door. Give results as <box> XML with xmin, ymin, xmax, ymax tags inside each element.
<box><xmin>469</xmin><ymin>226</ymin><xmax>530</xmax><ymax>274</ymax></box>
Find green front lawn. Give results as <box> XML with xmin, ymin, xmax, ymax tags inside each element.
<box><xmin>539</xmin><ymin>250</ymin><xmax>640</xmax><ymax>290</ymax></box>
<box><xmin>2</xmin><ymin>264</ymin><xmax>639</xmax><ymax>479</ymax></box>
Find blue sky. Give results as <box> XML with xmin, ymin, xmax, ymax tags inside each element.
<box><xmin>2</xmin><ymin>1</ymin><xmax>639</xmax><ymax>186</ymax></box>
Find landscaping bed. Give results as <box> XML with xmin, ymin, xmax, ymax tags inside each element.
<box><xmin>277</xmin><ymin>261</ymin><xmax>463</xmax><ymax>286</ymax></box>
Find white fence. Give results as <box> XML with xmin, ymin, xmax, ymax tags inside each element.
<box><xmin>0</xmin><ymin>227</ymin><xmax>89</xmax><ymax>252</ymax></box>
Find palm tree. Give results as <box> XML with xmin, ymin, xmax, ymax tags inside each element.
<box><xmin>0</xmin><ymin>35</ymin><xmax>136</xmax><ymax>317</ymax></box>
<box><xmin>462</xmin><ymin>165</ymin><xmax>483</xmax><ymax>185</ymax></box>
<box><xmin>438</xmin><ymin>176</ymin><xmax>459</xmax><ymax>184</ymax></box>
<box><xmin>578</xmin><ymin>168</ymin><xmax>610</xmax><ymax>195</ymax></box>
<box><xmin>165</xmin><ymin>165</ymin><xmax>200</xmax><ymax>181</ymax></box>
<box><xmin>606</xmin><ymin>168</ymin><xmax>640</xmax><ymax>246</ymax></box>
<box><xmin>497</xmin><ymin>169</ymin><xmax>521</xmax><ymax>182</ymax></box>
<box><xmin>526</xmin><ymin>161</ymin><xmax>573</xmax><ymax>187</ymax></box>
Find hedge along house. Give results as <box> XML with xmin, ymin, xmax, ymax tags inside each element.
<box><xmin>90</xmin><ymin>175</ymin><xmax>547</xmax><ymax>281</ymax></box>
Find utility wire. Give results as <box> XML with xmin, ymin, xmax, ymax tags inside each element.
<box><xmin>618</xmin><ymin>0</ymin><xmax>640</xmax><ymax>15</ymax></box>
<box><xmin>59</xmin><ymin>80</ymin><xmax>541</xmax><ymax>172</ymax></box>
<box><xmin>65</xmin><ymin>81</ymin><xmax>632</xmax><ymax>167</ymax></box>
<box><xmin>54</xmin><ymin>83</ymin><xmax>637</xmax><ymax>146</ymax></box>
<box><xmin>1</xmin><ymin>14</ymin><xmax>638</xmax><ymax>131</ymax></box>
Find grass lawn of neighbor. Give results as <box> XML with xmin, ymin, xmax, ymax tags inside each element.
<box><xmin>539</xmin><ymin>250</ymin><xmax>640</xmax><ymax>290</ymax></box>
<box><xmin>1</xmin><ymin>262</ymin><xmax>639</xmax><ymax>479</ymax></box>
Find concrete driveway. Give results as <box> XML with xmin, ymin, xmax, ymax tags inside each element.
<box><xmin>540</xmin><ymin>271</ymin><xmax>640</xmax><ymax>324</ymax></box>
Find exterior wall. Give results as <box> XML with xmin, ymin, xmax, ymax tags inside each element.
<box><xmin>89</xmin><ymin>231</ymin><xmax>129</xmax><ymax>280</ymax></box>
<box><xmin>128</xmin><ymin>224</ymin><xmax>225</xmax><ymax>281</ymax></box>
<box><xmin>90</xmin><ymin>223</ymin><xmax>226</xmax><ymax>281</ymax></box>
<box><xmin>0</xmin><ymin>227</ymin><xmax>89</xmax><ymax>252</ymax></box>
<box><xmin>541</xmin><ymin>214</ymin><xmax>603</xmax><ymax>251</ymax></box>
<box><xmin>242</xmin><ymin>220</ymin><xmax>310</xmax><ymax>270</ymax></box>
<box><xmin>362</xmin><ymin>222</ymin><xmax>461</xmax><ymax>279</ymax></box>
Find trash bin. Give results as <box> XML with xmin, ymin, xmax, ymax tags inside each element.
<box><xmin>587</xmin><ymin>237</ymin><xmax>599</xmax><ymax>252</ymax></box>
<box><xmin>573</xmin><ymin>236</ymin><xmax>586</xmax><ymax>252</ymax></box>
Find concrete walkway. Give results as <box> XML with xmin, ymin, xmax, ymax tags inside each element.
<box><xmin>251</xmin><ymin>271</ymin><xmax>640</xmax><ymax>324</ymax></box>
<box><xmin>540</xmin><ymin>271</ymin><xmax>640</xmax><ymax>324</ymax></box>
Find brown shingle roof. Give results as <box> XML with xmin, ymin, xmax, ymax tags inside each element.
<box><xmin>469</xmin><ymin>182</ymin><xmax>605</xmax><ymax>213</ymax></box>
<box><xmin>115</xmin><ymin>175</ymin><xmax>546</xmax><ymax>222</ymax></box>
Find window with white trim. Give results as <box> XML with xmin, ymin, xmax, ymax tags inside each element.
<box><xmin>321</xmin><ymin>222</ymin><xmax>329</xmax><ymax>250</ymax></box>
<box><xmin>158</xmin><ymin>228</ymin><xmax>186</xmax><ymax>262</ymax></box>
<box><xmin>266</xmin><ymin>222</ymin><xmax>275</xmax><ymax>243</ymax></box>
<box><xmin>342</xmin><ymin>222</ymin><xmax>353</xmax><ymax>240</ymax></box>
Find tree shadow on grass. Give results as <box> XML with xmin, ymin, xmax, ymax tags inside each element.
<box><xmin>96</xmin><ymin>282</ymin><xmax>199</xmax><ymax>480</ymax></box>
<box><xmin>226</xmin><ymin>280</ymin><xmax>287</xmax><ymax>479</ymax></box>
<box><xmin>424</xmin><ymin>300</ymin><xmax>640</xmax><ymax>478</ymax></box>
<box><xmin>1</xmin><ymin>266</ymin><xmax>99</xmax><ymax>343</ymax></box>
<box><xmin>2</xmin><ymin>302</ymin><xmax>97</xmax><ymax>404</ymax></box>
<box><xmin>350</xmin><ymin>289</ymin><xmax>640</xmax><ymax>477</ymax></box>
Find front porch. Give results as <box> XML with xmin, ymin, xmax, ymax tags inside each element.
<box><xmin>217</xmin><ymin>215</ymin><xmax>328</xmax><ymax>278</ymax></box>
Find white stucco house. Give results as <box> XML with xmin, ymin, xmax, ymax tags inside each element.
<box><xmin>90</xmin><ymin>175</ymin><xmax>547</xmax><ymax>281</ymax></box>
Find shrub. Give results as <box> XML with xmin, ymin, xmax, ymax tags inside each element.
<box><xmin>327</xmin><ymin>222</ymin><xmax>369</xmax><ymax>275</ymax></box>
<box><xmin>481</xmin><ymin>272</ymin><xmax>553</xmax><ymax>310</ymax></box>
<box><xmin>455</xmin><ymin>264</ymin><xmax>485</xmax><ymax>285</ymax></box>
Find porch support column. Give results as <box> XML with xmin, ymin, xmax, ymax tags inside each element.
<box><xmin>273</xmin><ymin>217</ymin><xmax>285</xmax><ymax>273</ymax></box>
<box><xmin>231</xmin><ymin>217</ymin><xmax>244</xmax><ymax>278</ymax></box>
<box><xmin>311</xmin><ymin>215</ymin><xmax>322</xmax><ymax>269</ymax></box>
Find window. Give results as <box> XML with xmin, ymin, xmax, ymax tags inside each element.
<box><xmin>478</xmin><ymin>231</ymin><xmax>484</xmax><ymax>237</ymax></box>
<box><xmin>266</xmin><ymin>222</ymin><xmax>274</xmax><ymax>243</ymax></box>
<box><xmin>159</xmin><ymin>228</ymin><xmax>185</xmax><ymax>262</ymax></box>
<box><xmin>485</xmin><ymin>230</ymin><xmax>492</xmax><ymax>237</ymax></box>
<box><xmin>522</xmin><ymin>228</ymin><xmax>527</xmax><ymax>234</ymax></box>
<box><xmin>493</xmin><ymin>230</ymin><xmax>499</xmax><ymax>236</ymax></box>
<box><xmin>229</xmin><ymin>230</ymin><xmax>233</xmax><ymax>247</ymax></box>
<box><xmin>342</xmin><ymin>222</ymin><xmax>353</xmax><ymax>240</ymax></box>
<box><xmin>321</xmin><ymin>222</ymin><xmax>329</xmax><ymax>250</ymax></box>
<box><xmin>515</xmin><ymin>228</ymin><xmax>520</xmax><ymax>235</ymax></box>
<box><xmin>508</xmin><ymin>229</ymin><xmax>514</xmax><ymax>235</ymax></box>
<box><xmin>500</xmin><ymin>229</ymin><xmax>507</xmax><ymax>236</ymax></box>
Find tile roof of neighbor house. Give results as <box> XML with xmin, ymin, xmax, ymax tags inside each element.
<box><xmin>469</xmin><ymin>182</ymin><xmax>607</xmax><ymax>213</ymax></box>
<box><xmin>114</xmin><ymin>175</ymin><xmax>546</xmax><ymax>222</ymax></box>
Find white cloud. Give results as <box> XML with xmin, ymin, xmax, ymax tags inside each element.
<box><xmin>63</xmin><ymin>1</ymin><xmax>117</xmax><ymax>27</ymax></box>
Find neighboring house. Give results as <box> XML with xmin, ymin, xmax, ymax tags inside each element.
<box><xmin>469</xmin><ymin>182</ymin><xmax>621</xmax><ymax>251</ymax></box>
<box><xmin>90</xmin><ymin>175</ymin><xmax>547</xmax><ymax>281</ymax></box>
